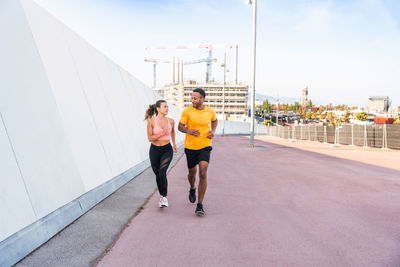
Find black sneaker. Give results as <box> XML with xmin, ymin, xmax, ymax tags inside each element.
<box><xmin>195</xmin><ymin>203</ymin><xmax>205</xmax><ymax>216</ymax></box>
<box><xmin>189</xmin><ymin>188</ymin><xmax>196</xmax><ymax>203</ymax></box>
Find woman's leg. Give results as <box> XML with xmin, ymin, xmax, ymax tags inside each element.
<box><xmin>158</xmin><ymin>145</ymin><xmax>173</xmax><ymax>197</ymax></box>
<box><xmin>149</xmin><ymin>145</ymin><xmax>163</xmax><ymax>196</ymax></box>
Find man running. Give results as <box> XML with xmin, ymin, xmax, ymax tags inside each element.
<box><xmin>178</xmin><ymin>88</ymin><xmax>218</xmax><ymax>215</ymax></box>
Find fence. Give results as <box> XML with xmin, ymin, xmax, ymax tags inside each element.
<box><xmin>261</xmin><ymin>124</ymin><xmax>400</xmax><ymax>150</ymax></box>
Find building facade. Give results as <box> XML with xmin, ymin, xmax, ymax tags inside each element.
<box><xmin>160</xmin><ymin>81</ymin><xmax>249</xmax><ymax>117</ymax></box>
<box><xmin>366</xmin><ymin>96</ymin><xmax>390</xmax><ymax>113</ymax></box>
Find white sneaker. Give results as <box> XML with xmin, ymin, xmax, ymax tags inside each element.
<box><xmin>158</xmin><ymin>197</ymin><xmax>163</xmax><ymax>208</ymax></box>
<box><xmin>162</xmin><ymin>197</ymin><xmax>168</xmax><ymax>207</ymax></box>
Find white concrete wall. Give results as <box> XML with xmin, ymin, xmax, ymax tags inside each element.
<box><xmin>0</xmin><ymin>0</ymin><xmax>186</xmax><ymax>244</ymax></box>
<box><xmin>0</xmin><ymin>1</ymin><xmax>255</xmax><ymax>263</ymax></box>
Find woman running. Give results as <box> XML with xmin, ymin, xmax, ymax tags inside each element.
<box><xmin>145</xmin><ymin>100</ymin><xmax>177</xmax><ymax>208</ymax></box>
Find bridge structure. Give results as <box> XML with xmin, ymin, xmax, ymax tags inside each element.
<box><xmin>1</xmin><ymin>1</ymin><xmax>400</xmax><ymax>266</ymax></box>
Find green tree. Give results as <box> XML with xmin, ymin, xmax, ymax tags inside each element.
<box><xmin>326</xmin><ymin>112</ymin><xmax>337</xmax><ymax>126</ymax></box>
<box><xmin>264</xmin><ymin>120</ymin><xmax>273</xmax><ymax>126</ymax></box>
<box><xmin>307</xmin><ymin>99</ymin><xmax>313</xmax><ymax>109</ymax></box>
<box><xmin>293</xmin><ymin>102</ymin><xmax>301</xmax><ymax>113</ymax></box>
<box><xmin>261</xmin><ymin>99</ymin><xmax>272</xmax><ymax>113</ymax></box>
<box><xmin>342</xmin><ymin>112</ymin><xmax>350</xmax><ymax>123</ymax></box>
<box><xmin>305</xmin><ymin>111</ymin><xmax>312</xmax><ymax>120</ymax></box>
<box><xmin>356</xmin><ymin>112</ymin><xmax>368</xmax><ymax>121</ymax></box>
<box><xmin>312</xmin><ymin>111</ymin><xmax>319</xmax><ymax>121</ymax></box>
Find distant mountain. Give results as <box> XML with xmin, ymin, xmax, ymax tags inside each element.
<box><xmin>255</xmin><ymin>93</ymin><xmax>300</xmax><ymax>104</ymax></box>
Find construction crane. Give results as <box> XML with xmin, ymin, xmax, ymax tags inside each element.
<box><xmin>144</xmin><ymin>57</ymin><xmax>217</xmax><ymax>88</ymax></box>
<box><xmin>144</xmin><ymin>59</ymin><xmax>171</xmax><ymax>89</ymax></box>
<box><xmin>145</xmin><ymin>44</ymin><xmax>233</xmax><ymax>84</ymax></box>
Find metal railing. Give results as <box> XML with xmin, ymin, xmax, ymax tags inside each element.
<box><xmin>260</xmin><ymin>124</ymin><xmax>400</xmax><ymax>150</ymax></box>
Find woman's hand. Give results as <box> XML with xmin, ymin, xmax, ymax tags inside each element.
<box><xmin>173</xmin><ymin>144</ymin><xmax>178</xmax><ymax>153</ymax></box>
<box><xmin>160</xmin><ymin>127</ymin><xmax>168</xmax><ymax>136</ymax></box>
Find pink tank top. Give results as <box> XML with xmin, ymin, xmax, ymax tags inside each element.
<box><xmin>153</xmin><ymin>117</ymin><xmax>172</xmax><ymax>141</ymax></box>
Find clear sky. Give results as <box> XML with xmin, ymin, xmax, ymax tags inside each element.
<box><xmin>35</xmin><ymin>0</ymin><xmax>400</xmax><ymax>107</ymax></box>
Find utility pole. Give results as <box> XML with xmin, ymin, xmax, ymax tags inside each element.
<box><xmin>276</xmin><ymin>94</ymin><xmax>279</xmax><ymax>126</ymax></box>
<box><xmin>234</xmin><ymin>44</ymin><xmax>238</xmax><ymax>85</ymax></box>
<box><xmin>222</xmin><ymin>52</ymin><xmax>226</xmax><ymax>135</ymax></box>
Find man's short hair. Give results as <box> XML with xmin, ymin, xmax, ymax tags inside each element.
<box><xmin>193</xmin><ymin>88</ymin><xmax>206</xmax><ymax>99</ymax></box>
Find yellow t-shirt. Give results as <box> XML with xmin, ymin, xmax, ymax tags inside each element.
<box><xmin>180</xmin><ymin>106</ymin><xmax>217</xmax><ymax>150</ymax></box>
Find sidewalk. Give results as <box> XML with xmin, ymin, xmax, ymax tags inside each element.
<box><xmin>98</xmin><ymin>136</ymin><xmax>400</xmax><ymax>267</ymax></box>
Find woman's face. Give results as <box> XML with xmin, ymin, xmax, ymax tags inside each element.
<box><xmin>157</xmin><ymin>102</ymin><xmax>169</xmax><ymax>115</ymax></box>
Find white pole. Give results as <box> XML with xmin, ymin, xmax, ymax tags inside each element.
<box><xmin>249</xmin><ymin>0</ymin><xmax>257</xmax><ymax>148</ymax></box>
<box><xmin>293</xmin><ymin>126</ymin><xmax>296</xmax><ymax>140</ymax></box>
<box><xmin>363</xmin><ymin>124</ymin><xmax>368</xmax><ymax>148</ymax></box>
<box><xmin>314</xmin><ymin>126</ymin><xmax>317</xmax><ymax>142</ymax></box>
<box><xmin>181</xmin><ymin>60</ymin><xmax>184</xmax><ymax>84</ymax></box>
<box><xmin>300</xmin><ymin>125</ymin><xmax>303</xmax><ymax>140</ymax></box>
<box><xmin>222</xmin><ymin>52</ymin><xmax>226</xmax><ymax>135</ymax></box>
<box><xmin>289</xmin><ymin>126</ymin><xmax>295</xmax><ymax>143</ymax></box>
<box><xmin>382</xmin><ymin>124</ymin><xmax>388</xmax><ymax>150</ymax></box>
<box><xmin>172</xmin><ymin>57</ymin><xmax>175</xmax><ymax>84</ymax></box>
<box><xmin>351</xmin><ymin>124</ymin><xmax>354</xmax><ymax>146</ymax></box>
<box><xmin>323</xmin><ymin>126</ymin><xmax>327</xmax><ymax>143</ymax></box>
<box><xmin>235</xmin><ymin>44</ymin><xmax>238</xmax><ymax>85</ymax></box>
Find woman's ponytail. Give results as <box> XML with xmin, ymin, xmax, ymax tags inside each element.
<box><xmin>144</xmin><ymin>104</ymin><xmax>157</xmax><ymax>120</ymax></box>
<box><xmin>144</xmin><ymin>100</ymin><xmax>166</xmax><ymax>120</ymax></box>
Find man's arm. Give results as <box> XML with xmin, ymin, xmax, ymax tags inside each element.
<box><xmin>178</xmin><ymin>122</ymin><xmax>200</xmax><ymax>137</ymax></box>
<box><xmin>207</xmin><ymin>119</ymin><xmax>218</xmax><ymax>139</ymax></box>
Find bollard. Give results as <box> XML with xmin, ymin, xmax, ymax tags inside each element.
<box><xmin>289</xmin><ymin>126</ymin><xmax>296</xmax><ymax>143</ymax></box>
<box><xmin>331</xmin><ymin>126</ymin><xmax>340</xmax><ymax>147</ymax></box>
<box><xmin>350</xmin><ymin>124</ymin><xmax>354</xmax><ymax>146</ymax></box>
<box><xmin>300</xmin><ymin>125</ymin><xmax>303</xmax><ymax>140</ymax></box>
<box><xmin>363</xmin><ymin>124</ymin><xmax>368</xmax><ymax>148</ymax></box>
<box><xmin>314</xmin><ymin>126</ymin><xmax>318</xmax><ymax>142</ymax></box>
<box><xmin>382</xmin><ymin>124</ymin><xmax>388</xmax><ymax>150</ymax></box>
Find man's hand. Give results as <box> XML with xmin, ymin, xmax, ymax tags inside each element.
<box><xmin>206</xmin><ymin>131</ymin><xmax>214</xmax><ymax>139</ymax></box>
<box><xmin>187</xmin><ymin>129</ymin><xmax>200</xmax><ymax>137</ymax></box>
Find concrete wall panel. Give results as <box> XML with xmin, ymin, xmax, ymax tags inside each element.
<box><xmin>65</xmin><ymin>27</ymin><xmax>128</xmax><ymax>177</ymax></box>
<box><xmin>21</xmin><ymin>0</ymin><xmax>113</xmax><ymax>191</ymax></box>
<box><xmin>0</xmin><ymin>115</ymin><xmax>36</xmax><ymax>241</ymax></box>
<box><xmin>89</xmin><ymin>49</ymin><xmax>140</xmax><ymax>167</ymax></box>
<box><xmin>0</xmin><ymin>0</ymin><xmax>84</xmax><ymax>221</ymax></box>
<box><xmin>119</xmin><ymin>69</ymin><xmax>149</xmax><ymax>162</ymax></box>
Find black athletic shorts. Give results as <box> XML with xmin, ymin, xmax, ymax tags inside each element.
<box><xmin>184</xmin><ymin>146</ymin><xmax>212</xmax><ymax>169</ymax></box>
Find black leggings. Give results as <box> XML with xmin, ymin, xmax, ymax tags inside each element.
<box><xmin>149</xmin><ymin>143</ymin><xmax>173</xmax><ymax>197</ymax></box>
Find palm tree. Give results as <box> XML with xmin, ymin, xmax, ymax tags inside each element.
<box><xmin>356</xmin><ymin>112</ymin><xmax>368</xmax><ymax>121</ymax></box>
<box><xmin>312</xmin><ymin>111</ymin><xmax>319</xmax><ymax>121</ymax></box>
<box><xmin>342</xmin><ymin>112</ymin><xmax>350</xmax><ymax>123</ymax></box>
<box><xmin>293</xmin><ymin>102</ymin><xmax>301</xmax><ymax>114</ymax></box>
<box><xmin>326</xmin><ymin>112</ymin><xmax>337</xmax><ymax>126</ymax></box>
<box><xmin>261</xmin><ymin>99</ymin><xmax>272</xmax><ymax>113</ymax></box>
<box><xmin>305</xmin><ymin>111</ymin><xmax>312</xmax><ymax>120</ymax></box>
<box><xmin>307</xmin><ymin>99</ymin><xmax>313</xmax><ymax>109</ymax></box>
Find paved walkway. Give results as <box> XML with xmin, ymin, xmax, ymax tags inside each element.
<box><xmin>98</xmin><ymin>136</ymin><xmax>400</xmax><ymax>267</ymax></box>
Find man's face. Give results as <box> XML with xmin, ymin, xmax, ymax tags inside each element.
<box><xmin>191</xmin><ymin>92</ymin><xmax>203</xmax><ymax>108</ymax></box>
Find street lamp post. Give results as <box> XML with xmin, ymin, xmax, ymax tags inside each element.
<box><xmin>222</xmin><ymin>52</ymin><xmax>226</xmax><ymax>135</ymax></box>
<box><xmin>247</xmin><ymin>0</ymin><xmax>257</xmax><ymax>147</ymax></box>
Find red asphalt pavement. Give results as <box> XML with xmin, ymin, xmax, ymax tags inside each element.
<box><xmin>98</xmin><ymin>136</ymin><xmax>400</xmax><ymax>267</ymax></box>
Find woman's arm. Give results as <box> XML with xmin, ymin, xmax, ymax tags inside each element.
<box><xmin>170</xmin><ymin>119</ymin><xmax>177</xmax><ymax>152</ymax></box>
<box><xmin>147</xmin><ymin>118</ymin><xmax>167</xmax><ymax>141</ymax></box>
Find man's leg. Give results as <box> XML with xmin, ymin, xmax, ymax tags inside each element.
<box><xmin>197</xmin><ymin>161</ymin><xmax>209</xmax><ymax>203</ymax></box>
<box><xmin>188</xmin><ymin>166</ymin><xmax>197</xmax><ymax>189</ymax></box>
